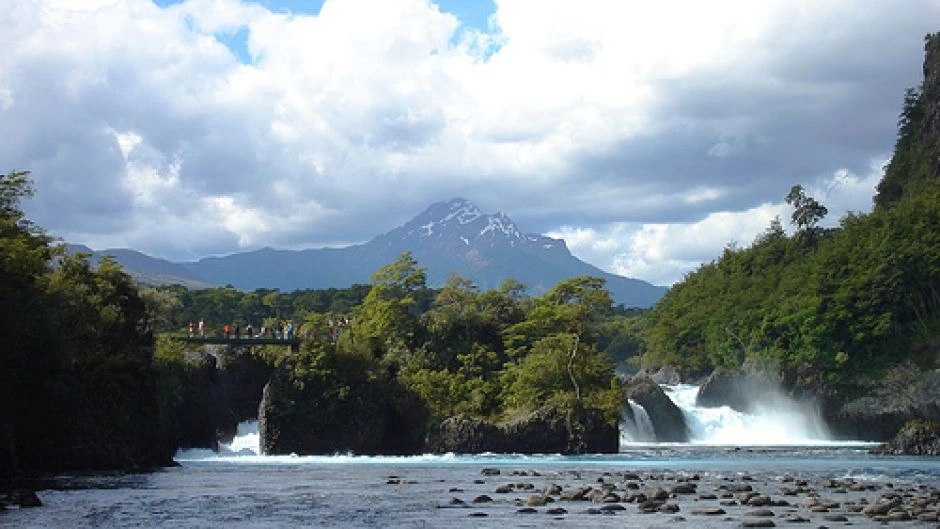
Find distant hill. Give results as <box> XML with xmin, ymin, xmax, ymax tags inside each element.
<box><xmin>183</xmin><ymin>198</ymin><xmax>667</xmax><ymax>308</ymax></box>
<box><xmin>64</xmin><ymin>244</ymin><xmax>216</xmax><ymax>290</ymax></box>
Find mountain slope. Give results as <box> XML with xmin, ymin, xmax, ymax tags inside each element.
<box><xmin>65</xmin><ymin>244</ymin><xmax>216</xmax><ymax>290</ymax></box>
<box><xmin>184</xmin><ymin>198</ymin><xmax>666</xmax><ymax>307</ymax></box>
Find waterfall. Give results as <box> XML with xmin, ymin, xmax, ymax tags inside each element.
<box><xmin>663</xmin><ymin>384</ymin><xmax>831</xmax><ymax>445</ymax></box>
<box><xmin>220</xmin><ymin>420</ymin><xmax>261</xmax><ymax>455</ymax></box>
<box><xmin>621</xmin><ymin>399</ymin><xmax>656</xmax><ymax>443</ymax></box>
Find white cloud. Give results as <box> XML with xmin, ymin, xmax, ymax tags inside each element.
<box><xmin>2</xmin><ymin>0</ymin><xmax>936</xmax><ymax>282</ymax></box>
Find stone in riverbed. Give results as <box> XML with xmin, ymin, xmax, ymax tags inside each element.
<box><xmin>746</xmin><ymin>509</ymin><xmax>775</xmax><ymax>517</ymax></box>
<box><xmin>741</xmin><ymin>520</ymin><xmax>776</xmax><ymax>528</ymax></box>
<box><xmin>692</xmin><ymin>507</ymin><xmax>727</xmax><ymax>515</ymax></box>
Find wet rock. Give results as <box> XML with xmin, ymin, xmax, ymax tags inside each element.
<box><xmin>863</xmin><ymin>496</ymin><xmax>901</xmax><ymax>516</ymax></box>
<box><xmin>671</xmin><ymin>483</ymin><xmax>697</xmax><ymax>494</ymax></box>
<box><xmin>472</xmin><ymin>495</ymin><xmax>493</xmax><ymax>503</ymax></box>
<box><xmin>746</xmin><ymin>509</ymin><xmax>775</xmax><ymax>517</ymax></box>
<box><xmin>741</xmin><ymin>520</ymin><xmax>776</xmax><ymax>528</ymax></box>
<box><xmin>10</xmin><ymin>489</ymin><xmax>41</xmax><ymax>507</ymax></box>
<box><xmin>546</xmin><ymin>507</ymin><xmax>567</xmax><ymax>515</ymax></box>
<box><xmin>692</xmin><ymin>507</ymin><xmax>727</xmax><ymax>515</ymax></box>
<box><xmin>517</xmin><ymin>507</ymin><xmax>537</xmax><ymax>514</ymax></box>
<box><xmin>623</xmin><ymin>375</ymin><xmax>690</xmax><ymax>442</ymax></box>
<box><xmin>871</xmin><ymin>420</ymin><xmax>940</xmax><ymax>456</ymax></box>
<box><xmin>526</xmin><ymin>495</ymin><xmax>548</xmax><ymax>506</ymax></box>
<box><xmin>696</xmin><ymin>369</ymin><xmax>778</xmax><ymax>413</ymax></box>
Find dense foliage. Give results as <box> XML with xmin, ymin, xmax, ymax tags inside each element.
<box><xmin>640</xmin><ymin>33</ymin><xmax>940</xmax><ymax>388</ymax></box>
<box><xmin>0</xmin><ymin>171</ymin><xmax>175</xmax><ymax>473</ymax></box>
<box><xmin>285</xmin><ymin>254</ymin><xmax>625</xmax><ymax>428</ymax></box>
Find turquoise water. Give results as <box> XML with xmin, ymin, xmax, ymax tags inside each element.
<box><xmin>4</xmin><ymin>446</ymin><xmax>938</xmax><ymax>528</ymax></box>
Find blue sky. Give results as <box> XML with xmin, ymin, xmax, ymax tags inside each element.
<box><xmin>155</xmin><ymin>0</ymin><xmax>496</xmax><ymax>63</ymax></box>
<box><xmin>3</xmin><ymin>0</ymin><xmax>939</xmax><ymax>285</ymax></box>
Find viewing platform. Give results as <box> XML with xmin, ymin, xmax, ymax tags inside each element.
<box><xmin>173</xmin><ymin>336</ymin><xmax>301</xmax><ymax>353</ymax></box>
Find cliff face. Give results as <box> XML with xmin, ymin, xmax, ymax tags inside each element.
<box><xmin>876</xmin><ymin>32</ymin><xmax>940</xmax><ymax>207</ymax></box>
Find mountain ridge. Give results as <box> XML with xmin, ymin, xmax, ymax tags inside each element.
<box><xmin>76</xmin><ymin>198</ymin><xmax>667</xmax><ymax>307</ymax></box>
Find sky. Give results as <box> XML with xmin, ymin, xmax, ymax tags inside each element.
<box><xmin>3</xmin><ymin>0</ymin><xmax>938</xmax><ymax>286</ymax></box>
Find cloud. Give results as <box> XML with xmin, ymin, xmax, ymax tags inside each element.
<box><xmin>1</xmin><ymin>0</ymin><xmax>936</xmax><ymax>285</ymax></box>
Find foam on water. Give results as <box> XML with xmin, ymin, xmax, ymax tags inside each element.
<box><xmin>662</xmin><ymin>383</ymin><xmax>866</xmax><ymax>446</ymax></box>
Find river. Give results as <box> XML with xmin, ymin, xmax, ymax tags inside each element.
<box><xmin>3</xmin><ymin>385</ymin><xmax>938</xmax><ymax>528</ymax></box>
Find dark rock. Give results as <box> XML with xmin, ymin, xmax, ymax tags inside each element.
<box><xmin>691</xmin><ymin>507</ymin><xmax>727</xmax><ymax>515</ymax></box>
<box><xmin>824</xmin><ymin>367</ymin><xmax>940</xmax><ymax>441</ymax></box>
<box><xmin>742</xmin><ymin>519</ymin><xmax>776</xmax><ymax>527</ymax></box>
<box><xmin>426</xmin><ymin>416</ymin><xmax>504</xmax><ymax>453</ymax></box>
<box><xmin>697</xmin><ymin>369</ymin><xmax>779</xmax><ymax>413</ymax></box>
<box><xmin>870</xmin><ymin>420</ymin><xmax>940</xmax><ymax>456</ymax></box>
<box><xmin>624</xmin><ymin>375</ymin><xmax>690</xmax><ymax>442</ymax></box>
<box><xmin>473</xmin><ymin>495</ymin><xmax>493</xmax><ymax>503</ymax></box>
<box><xmin>10</xmin><ymin>489</ymin><xmax>42</xmax><ymax>507</ymax></box>
<box><xmin>0</xmin><ymin>425</ymin><xmax>17</xmax><ymax>494</ymax></box>
<box><xmin>500</xmin><ymin>405</ymin><xmax>619</xmax><ymax>454</ymax></box>
<box><xmin>259</xmin><ymin>359</ymin><xmax>428</xmax><ymax>455</ymax></box>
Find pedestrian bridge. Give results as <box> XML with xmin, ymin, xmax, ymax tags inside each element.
<box><xmin>173</xmin><ymin>336</ymin><xmax>301</xmax><ymax>353</ymax></box>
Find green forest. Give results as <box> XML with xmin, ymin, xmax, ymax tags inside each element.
<box><xmin>639</xmin><ymin>34</ymin><xmax>940</xmax><ymax>390</ymax></box>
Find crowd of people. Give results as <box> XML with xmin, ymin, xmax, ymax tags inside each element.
<box><xmin>187</xmin><ymin>320</ymin><xmax>297</xmax><ymax>340</ymax></box>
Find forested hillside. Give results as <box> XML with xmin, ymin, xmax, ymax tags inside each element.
<box><xmin>640</xmin><ymin>33</ymin><xmax>940</xmax><ymax>390</ymax></box>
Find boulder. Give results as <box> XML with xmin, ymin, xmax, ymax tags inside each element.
<box><xmin>696</xmin><ymin>369</ymin><xmax>778</xmax><ymax>413</ymax></box>
<box><xmin>425</xmin><ymin>415</ymin><xmax>504</xmax><ymax>453</ymax></box>
<box><xmin>501</xmin><ymin>405</ymin><xmax>619</xmax><ymax>454</ymax></box>
<box><xmin>427</xmin><ymin>405</ymin><xmax>619</xmax><ymax>454</ymax></box>
<box><xmin>870</xmin><ymin>420</ymin><xmax>940</xmax><ymax>456</ymax></box>
<box><xmin>259</xmin><ymin>360</ymin><xmax>428</xmax><ymax>455</ymax></box>
<box><xmin>824</xmin><ymin>367</ymin><xmax>940</xmax><ymax>441</ymax></box>
<box><xmin>624</xmin><ymin>375</ymin><xmax>689</xmax><ymax>442</ymax></box>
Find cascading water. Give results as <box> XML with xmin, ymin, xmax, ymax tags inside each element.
<box><xmin>221</xmin><ymin>420</ymin><xmax>261</xmax><ymax>455</ymax></box>
<box><xmin>663</xmin><ymin>384</ymin><xmax>831</xmax><ymax>445</ymax></box>
<box><xmin>620</xmin><ymin>399</ymin><xmax>656</xmax><ymax>443</ymax></box>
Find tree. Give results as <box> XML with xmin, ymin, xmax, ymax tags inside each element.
<box><xmin>349</xmin><ymin>252</ymin><xmax>428</xmax><ymax>360</ymax></box>
<box><xmin>785</xmin><ymin>185</ymin><xmax>828</xmax><ymax>232</ymax></box>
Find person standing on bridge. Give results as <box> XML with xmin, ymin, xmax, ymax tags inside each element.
<box><xmin>224</xmin><ymin>324</ymin><xmax>231</xmax><ymax>339</ymax></box>
<box><xmin>198</xmin><ymin>319</ymin><xmax>204</xmax><ymax>337</ymax></box>
<box><xmin>188</xmin><ymin>321</ymin><xmax>194</xmax><ymax>337</ymax></box>
<box><xmin>246</xmin><ymin>322</ymin><xmax>253</xmax><ymax>338</ymax></box>
<box><xmin>234</xmin><ymin>323</ymin><xmax>240</xmax><ymax>339</ymax></box>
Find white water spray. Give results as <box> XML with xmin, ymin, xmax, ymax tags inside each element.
<box><xmin>621</xmin><ymin>400</ymin><xmax>656</xmax><ymax>443</ymax></box>
<box><xmin>664</xmin><ymin>384</ymin><xmax>831</xmax><ymax>445</ymax></box>
<box><xmin>221</xmin><ymin>420</ymin><xmax>261</xmax><ymax>455</ymax></box>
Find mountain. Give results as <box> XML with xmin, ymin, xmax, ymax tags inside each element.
<box><xmin>183</xmin><ymin>198</ymin><xmax>667</xmax><ymax>307</ymax></box>
<box><xmin>64</xmin><ymin>244</ymin><xmax>216</xmax><ymax>290</ymax></box>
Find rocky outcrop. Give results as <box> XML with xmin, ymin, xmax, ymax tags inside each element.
<box><xmin>871</xmin><ymin>420</ymin><xmax>940</xmax><ymax>456</ymax></box>
<box><xmin>823</xmin><ymin>367</ymin><xmax>940</xmax><ymax>441</ymax></box>
<box><xmin>426</xmin><ymin>415</ymin><xmax>503</xmax><ymax>453</ymax></box>
<box><xmin>696</xmin><ymin>370</ymin><xmax>779</xmax><ymax>413</ymax></box>
<box><xmin>259</xmin><ymin>360</ymin><xmax>428</xmax><ymax>455</ymax></box>
<box><xmin>623</xmin><ymin>375</ymin><xmax>689</xmax><ymax>442</ymax></box>
<box><xmin>0</xmin><ymin>424</ymin><xmax>18</xmax><ymax>494</ymax></box>
<box><xmin>426</xmin><ymin>406</ymin><xmax>619</xmax><ymax>454</ymax></box>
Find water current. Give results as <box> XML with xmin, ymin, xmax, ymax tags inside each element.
<box><xmin>4</xmin><ymin>385</ymin><xmax>938</xmax><ymax>528</ymax></box>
